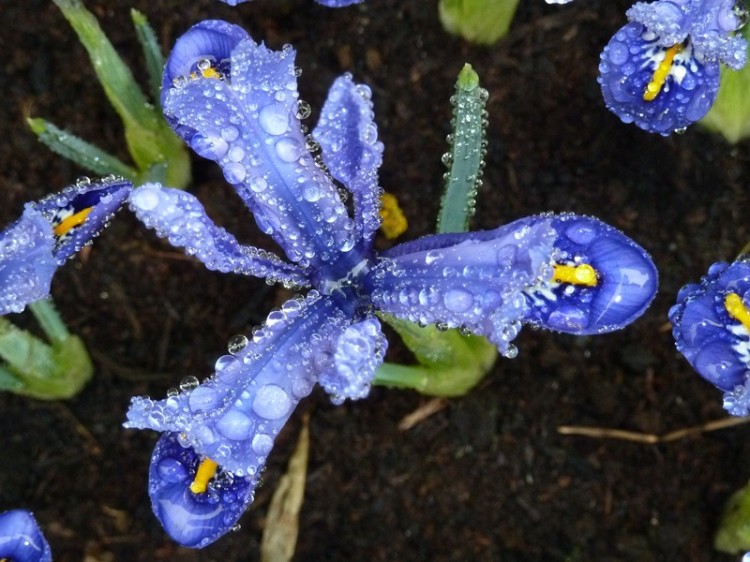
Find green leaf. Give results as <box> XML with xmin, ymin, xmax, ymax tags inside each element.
<box><xmin>436</xmin><ymin>64</ymin><xmax>488</xmax><ymax>234</ymax></box>
<box><xmin>438</xmin><ymin>0</ymin><xmax>521</xmax><ymax>45</ymax></box>
<box><xmin>27</xmin><ymin>118</ymin><xmax>137</xmax><ymax>180</ymax></box>
<box><xmin>0</xmin><ymin>316</ymin><xmax>93</xmax><ymax>400</ymax></box>
<box><xmin>715</xmin><ymin>479</ymin><xmax>750</xmax><ymax>554</ymax></box>
<box><xmin>131</xmin><ymin>9</ymin><xmax>165</xmax><ymax>106</ymax></box>
<box><xmin>51</xmin><ymin>0</ymin><xmax>190</xmax><ymax>188</ymax></box>
<box><xmin>699</xmin><ymin>12</ymin><xmax>750</xmax><ymax>144</ymax></box>
<box><xmin>374</xmin><ymin>314</ymin><xmax>496</xmax><ymax>397</ymax></box>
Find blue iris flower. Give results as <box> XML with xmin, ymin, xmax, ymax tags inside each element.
<box><xmin>124</xmin><ymin>19</ymin><xmax>659</xmax><ymax>548</ymax></box>
<box><xmin>670</xmin><ymin>257</ymin><xmax>750</xmax><ymax>416</ymax></box>
<box><xmin>0</xmin><ymin>177</ymin><xmax>131</xmax><ymax>315</ymax></box>
<box><xmin>0</xmin><ymin>510</ymin><xmax>52</xmax><ymax>562</ymax></box>
<box><xmin>599</xmin><ymin>0</ymin><xmax>747</xmax><ymax>135</ymax></box>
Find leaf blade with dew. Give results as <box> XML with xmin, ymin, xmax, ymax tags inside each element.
<box><xmin>27</xmin><ymin>118</ymin><xmax>137</xmax><ymax>181</ymax></box>
<box><xmin>436</xmin><ymin>63</ymin><xmax>488</xmax><ymax>235</ymax></box>
<box><xmin>50</xmin><ymin>0</ymin><xmax>190</xmax><ymax>188</ymax></box>
<box><xmin>131</xmin><ymin>8</ymin><xmax>165</xmax><ymax>106</ymax></box>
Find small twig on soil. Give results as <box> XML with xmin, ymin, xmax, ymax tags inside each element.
<box><xmin>398</xmin><ymin>398</ymin><xmax>447</xmax><ymax>431</ymax></box>
<box><xmin>49</xmin><ymin>402</ymin><xmax>102</xmax><ymax>455</ymax></box>
<box><xmin>558</xmin><ymin>416</ymin><xmax>750</xmax><ymax>444</ymax></box>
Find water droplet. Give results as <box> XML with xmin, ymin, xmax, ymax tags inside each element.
<box><xmin>191</xmin><ymin>134</ymin><xmax>228</xmax><ymax>159</ymax></box>
<box><xmin>443</xmin><ymin>288</ymin><xmax>474</xmax><ymax>313</ymax></box>
<box><xmin>75</xmin><ymin>176</ymin><xmax>91</xmax><ymax>188</ymax></box>
<box><xmin>180</xmin><ymin>376</ymin><xmax>200</xmax><ymax>392</ymax></box>
<box><xmin>425</xmin><ymin>250</ymin><xmax>443</xmax><ymax>265</ymax></box>
<box><xmin>228</xmin><ymin>334</ymin><xmax>249</xmax><ymax>354</ymax></box>
<box><xmin>215</xmin><ymin>354</ymin><xmax>237</xmax><ymax>371</ymax></box>
<box><xmin>275</xmin><ymin>137</ymin><xmax>302</xmax><ymax>162</ymax></box>
<box><xmin>157</xmin><ymin>458</ymin><xmax>187</xmax><ymax>483</ymax></box>
<box><xmin>223</xmin><ymin>162</ymin><xmax>247</xmax><ymax>184</ymax></box>
<box><xmin>251</xmin><ymin>433</ymin><xmax>274</xmax><ymax>455</ymax></box>
<box><xmin>302</xmin><ymin>183</ymin><xmax>321</xmax><ymax>202</ymax></box>
<box><xmin>504</xmin><ymin>344</ymin><xmax>519</xmax><ymax>359</ymax></box>
<box><xmin>252</xmin><ymin>384</ymin><xmax>292</xmax><ymax>420</ymax></box>
<box><xmin>259</xmin><ymin>104</ymin><xmax>289</xmax><ymax>135</ymax></box>
<box><xmin>227</xmin><ymin>146</ymin><xmax>245</xmax><ymax>162</ymax></box>
<box><xmin>296</xmin><ymin>100</ymin><xmax>311</xmax><ymax>119</ymax></box>
<box><xmin>189</xmin><ymin>386</ymin><xmax>220</xmax><ymax>413</ymax></box>
<box><xmin>216</xmin><ymin>409</ymin><xmax>255</xmax><ymax>440</ymax></box>
<box><xmin>221</xmin><ymin>126</ymin><xmax>240</xmax><ymax>141</ymax></box>
<box><xmin>248</xmin><ymin>176</ymin><xmax>268</xmax><ymax>193</ymax></box>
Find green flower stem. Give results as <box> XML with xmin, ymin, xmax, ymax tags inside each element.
<box><xmin>715</xmin><ymin>478</ymin><xmax>750</xmax><ymax>554</ymax></box>
<box><xmin>439</xmin><ymin>0</ymin><xmax>521</xmax><ymax>45</ymax></box>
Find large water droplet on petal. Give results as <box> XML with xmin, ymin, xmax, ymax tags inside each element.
<box><xmin>443</xmin><ymin>288</ymin><xmax>474</xmax><ymax>313</ymax></box>
<box><xmin>259</xmin><ymin>104</ymin><xmax>289</xmax><ymax>136</ymax></box>
<box><xmin>223</xmin><ymin>163</ymin><xmax>247</xmax><ymax>184</ymax></box>
<box><xmin>275</xmin><ymin>137</ymin><xmax>302</xmax><ymax>163</ymax></box>
<box><xmin>216</xmin><ymin>409</ymin><xmax>255</xmax><ymax>440</ymax></box>
<box><xmin>251</xmin><ymin>433</ymin><xmax>274</xmax><ymax>456</ymax></box>
<box><xmin>252</xmin><ymin>384</ymin><xmax>292</xmax><ymax>420</ymax></box>
<box><xmin>157</xmin><ymin>457</ymin><xmax>188</xmax><ymax>483</ymax></box>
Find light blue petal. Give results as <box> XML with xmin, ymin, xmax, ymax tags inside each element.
<box><xmin>125</xmin><ymin>291</ymin><xmax>352</xmax><ymax>475</ymax></box>
<box><xmin>129</xmin><ymin>183</ymin><xmax>308</xmax><ymax>287</ymax></box>
<box><xmin>162</xmin><ymin>24</ymin><xmax>358</xmax><ymax>271</ymax></box>
<box><xmin>0</xmin><ymin>209</ymin><xmax>56</xmax><ymax>315</ymax></box>
<box><xmin>366</xmin><ymin>215</ymin><xmax>558</xmax><ymax>357</ymax></box>
<box><xmin>314</xmin><ymin>75</ymin><xmax>384</xmax><ymax>246</ymax></box>
<box><xmin>317</xmin><ymin>316</ymin><xmax>387</xmax><ymax>403</ymax></box>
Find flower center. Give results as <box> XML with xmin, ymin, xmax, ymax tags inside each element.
<box><xmin>52</xmin><ymin>206</ymin><xmax>93</xmax><ymax>238</ymax></box>
<box><xmin>643</xmin><ymin>43</ymin><xmax>684</xmax><ymax>101</ymax></box>
<box><xmin>725</xmin><ymin>292</ymin><xmax>750</xmax><ymax>332</ymax></box>
<box><xmin>190</xmin><ymin>457</ymin><xmax>219</xmax><ymax>494</ymax></box>
<box><xmin>552</xmin><ymin>263</ymin><xmax>598</xmax><ymax>287</ymax></box>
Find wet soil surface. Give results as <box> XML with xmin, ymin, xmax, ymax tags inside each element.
<box><xmin>2</xmin><ymin>0</ymin><xmax>750</xmax><ymax>560</ymax></box>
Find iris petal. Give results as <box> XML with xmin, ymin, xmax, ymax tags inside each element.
<box><xmin>314</xmin><ymin>75</ymin><xmax>384</xmax><ymax>246</ymax></box>
<box><xmin>162</xmin><ymin>23</ymin><xmax>357</xmax><ymax>271</ymax></box>
<box><xmin>128</xmin><ymin>184</ymin><xmax>308</xmax><ymax>287</ymax></box>
<box><xmin>126</xmin><ymin>292</ymin><xmax>352</xmax><ymax>475</ymax></box>
<box><xmin>671</xmin><ymin>258</ymin><xmax>750</xmax><ymax>398</ymax></box>
<box><xmin>148</xmin><ymin>432</ymin><xmax>256</xmax><ymax>548</ymax></box>
<box><xmin>0</xmin><ymin>509</ymin><xmax>52</xmax><ymax>562</ymax></box>
<box><xmin>599</xmin><ymin>22</ymin><xmax>720</xmax><ymax>135</ymax></box>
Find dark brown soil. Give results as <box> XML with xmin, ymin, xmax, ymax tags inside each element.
<box><xmin>2</xmin><ymin>0</ymin><xmax>750</xmax><ymax>560</ymax></box>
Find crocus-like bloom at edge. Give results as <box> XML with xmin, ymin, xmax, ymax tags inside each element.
<box><xmin>0</xmin><ymin>176</ymin><xmax>132</xmax><ymax>315</ymax></box>
<box><xmin>0</xmin><ymin>509</ymin><xmax>52</xmax><ymax>562</ymax></box>
<box><xmin>670</xmin><ymin>257</ymin><xmax>750</xmax><ymax>415</ymax></box>
<box><xmin>598</xmin><ymin>0</ymin><xmax>747</xmax><ymax>135</ymax></box>
<box><xmin>124</xmin><ymin>19</ymin><xmax>658</xmax><ymax>548</ymax></box>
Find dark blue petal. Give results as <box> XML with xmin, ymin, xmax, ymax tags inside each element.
<box><xmin>148</xmin><ymin>431</ymin><xmax>256</xmax><ymax>548</ymax></box>
<box><xmin>30</xmin><ymin>176</ymin><xmax>131</xmax><ymax>264</ymax></box>
<box><xmin>599</xmin><ymin>22</ymin><xmax>720</xmax><ymax>135</ymax></box>
<box><xmin>313</xmin><ymin>75</ymin><xmax>384</xmax><ymax>246</ymax></box>
<box><xmin>128</xmin><ymin>184</ymin><xmax>309</xmax><ymax>287</ymax></box>
<box><xmin>0</xmin><ymin>176</ymin><xmax>131</xmax><ymax>315</ymax></box>
<box><xmin>671</xmin><ymin>258</ymin><xmax>750</xmax><ymax>394</ymax></box>
<box><xmin>126</xmin><ymin>292</ymin><xmax>354</xmax><ymax>474</ymax></box>
<box><xmin>0</xmin><ymin>510</ymin><xmax>52</xmax><ymax>562</ymax></box>
<box><xmin>627</xmin><ymin>0</ymin><xmax>747</xmax><ymax>68</ymax></box>
<box><xmin>161</xmin><ymin>20</ymin><xmax>248</xmax><ymax>109</ymax></box>
<box><xmin>162</xmin><ymin>22</ymin><xmax>359</xmax><ymax>271</ymax></box>
<box><xmin>528</xmin><ymin>215</ymin><xmax>657</xmax><ymax>335</ymax></box>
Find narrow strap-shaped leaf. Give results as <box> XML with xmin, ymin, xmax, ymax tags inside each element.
<box><xmin>436</xmin><ymin>64</ymin><xmax>488</xmax><ymax>234</ymax></box>
<box><xmin>27</xmin><ymin>118</ymin><xmax>137</xmax><ymax>180</ymax></box>
<box><xmin>131</xmin><ymin>9</ymin><xmax>165</xmax><ymax>106</ymax></box>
